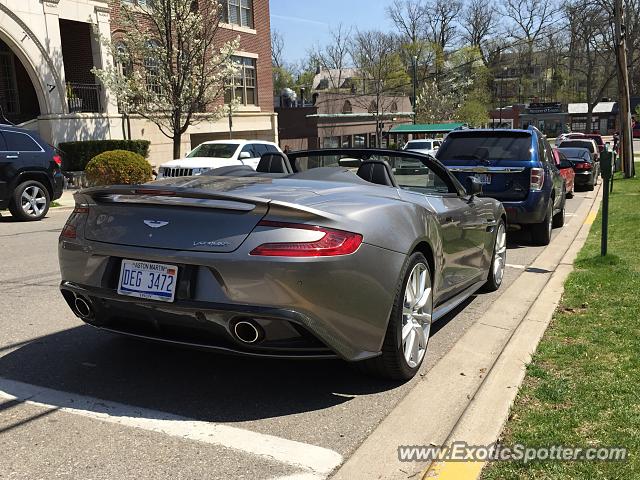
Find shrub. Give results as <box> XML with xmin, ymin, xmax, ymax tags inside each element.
<box><xmin>85</xmin><ymin>150</ymin><xmax>152</xmax><ymax>186</ymax></box>
<box><xmin>58</xmin><ymin>140</ymin><xmax>150</xmax><ymax>171</ymax></box>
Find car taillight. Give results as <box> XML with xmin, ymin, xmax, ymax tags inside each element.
<box><xmin>530</xmin><ymin>168</ymin><xmax>545</xmax><ymax>191</ymax></box>
<box><xmin>250</xmin><ymin>220</ymin><xmax>363</xmax><ymax>257</ymax></box>
<box><xmin>53</xmin><ymin>154</ymin><xmax>62</xmax><ymax>166</ymax></box>
<box><xmin>574</xmin><ymin>162</ymin><xmax>592</xmax><ymax>170</ymax></box>
<box><xmin>60</xmin><ymin>204</ymin><xmax>89</xmax><ymax>239</ymax></box>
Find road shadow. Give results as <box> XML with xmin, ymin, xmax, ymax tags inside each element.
<box><xmin>0</xmin><ymin>325</ymin><xmax>405</xmax><ymax>423</ymax></box>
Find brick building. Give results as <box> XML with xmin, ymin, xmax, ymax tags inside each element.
<box><xmin>0</xmin><ymin>0</ymin><xmax>277</xmax><ymax>163</ymax></box>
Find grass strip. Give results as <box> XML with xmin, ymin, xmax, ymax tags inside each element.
<box><xmin>482</xmin><ymin>168</ymin><xmax>640</xmax><ymax>479</ymax></box>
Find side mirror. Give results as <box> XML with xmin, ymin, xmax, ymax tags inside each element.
<box><xmin>239</xmin><ymin>151</ymin><xmax>252</xmax><ymax>160</ymax></box>
<box><xmin>466</xmin><ymin>176</ymin><xmax>483</xmax><ymax>198</ymax></box>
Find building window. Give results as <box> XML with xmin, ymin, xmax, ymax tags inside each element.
<box><xmin>353</xmin><ymin>135</ymin><xmax>366</xmax><ymax>147</ymax></box>
<box><xmin>323</xmin><ymin>136</ymin><xmax>340</xmax><ymax>148</ymax></box>
<box><xmin>144</xmin><ymin>41</ymin><xmax>162</xmax><ymax>94</ymax></box>
<box><xmin>0</xmin><ymin>52</ymin><xmax>19</xmax><ymax>114</ymax></box>
<box><xmin>368</xmin><ymin>100</ymin><xmax>377</xmax><ymax>113</ymax></box>
<box><xmin>390</xmin><ymin>101</ymin><xmax>398</xmax><ymax>113</ymax></box>
<box><xmin>225</xmin><ymin>56</ymin><xmax>257</xmax><ymax>106</ymax></box>
<box><xmin>222</xmin><ymin>0</ymin><xmax>253</xmax><ymax>28</ymax></box>
<box><xmin>342</xmin><ymin>100</ymin><xmax>352</xmax><ymax>114</ymax></box>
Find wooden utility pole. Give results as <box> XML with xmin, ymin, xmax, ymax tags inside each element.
<box><xmin>614</xmin><ymin>0</ymin><xmax>635</xmax><ymax>177</ymax></box>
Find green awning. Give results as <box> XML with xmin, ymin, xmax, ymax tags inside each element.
<box><xmin>389</xmin><ymin>122</ymin><xmax>466</xmax><ymax>134</ymax></box>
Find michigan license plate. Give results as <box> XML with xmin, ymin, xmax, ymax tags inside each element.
<box><xmin>117</xmin><ymin>260</ymin><xmax>178</xmax><ymax>302</ymax></box>
<box><xmin>474</xmin><ymin>174</ymin><xmax>492</xmax><ymax>184</ymax></box>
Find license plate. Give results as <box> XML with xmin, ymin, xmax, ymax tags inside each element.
<box><xmin>474</xmin><ymin>174</ymin><xmax>492</xmax><ymax>184</ymax></box>
<box><xmin>117</xmin><ymin>259</ymin><xmax>178</xmax><ymax>302</ymax></box>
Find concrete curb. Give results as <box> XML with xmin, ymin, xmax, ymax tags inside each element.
<box><xmin>422</xmin><ymin>183</ymin><xmax>604</xmax><ymax>480</ymax></box>
<box><xmin>330</xmin><ymin>185</ymin><xmax>603</xmax><ymax>480</ymax></box>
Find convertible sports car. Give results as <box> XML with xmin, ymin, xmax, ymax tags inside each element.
<box><xmin>59</xmin><ymin>149</ymin><xmax>506</xmax><ymax>380</ymax></box>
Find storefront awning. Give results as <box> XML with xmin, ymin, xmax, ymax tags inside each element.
<box><xmin>568</xmin><ymin>102</ymin><xmax>617</xmax><ymax>114</ymax></box>
<box><xmin>389</xmin><ymin>122</ymin><xmax>466</xmax><ymax>134</ymax></box>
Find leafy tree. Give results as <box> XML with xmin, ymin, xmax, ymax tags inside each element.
<box><xmin>93</xmin><ymin>0</ymin><xmax>239</xmax><ymax>159</ymax></box>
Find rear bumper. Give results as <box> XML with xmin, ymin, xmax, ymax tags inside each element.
<box><xmin>60</xmin><ymin>281</ymin><xmax>339</xmax><ymax>360</ymax></box>
<box><xmin>58</xmin><ymin>239</ymin><xmax>406</xmax><ymax>361</ymax></box>
<box><xmin>574</xmin><ymin>171</ymin><xmax>594</xmax><ymax>186</ymax></box>
<box><xmin>501</xmin><ymin>191</ymin><xmax>549</xmax><ymax>225</ymax></box>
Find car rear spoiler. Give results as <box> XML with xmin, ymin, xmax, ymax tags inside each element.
<box><xmin>77</xmin><ymin>185</ymin><xmax>338</xmax><ymax>221</ymax></box>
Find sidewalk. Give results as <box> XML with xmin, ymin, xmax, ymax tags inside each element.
<box><xmin>53</xmin><ymin>190</ymin><xmax>77</xmax><ymax>209</ymax></box>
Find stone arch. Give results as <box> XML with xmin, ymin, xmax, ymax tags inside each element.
<box><xmin>0</xmin><ymin>5</ymin><xmax>67</xmax><ymax>115</ymax></box>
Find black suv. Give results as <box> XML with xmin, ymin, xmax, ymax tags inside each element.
<box><xmin>0</xmin><ymin>125</ymin><xmax>63</xmax><ymax>221</ymax></box>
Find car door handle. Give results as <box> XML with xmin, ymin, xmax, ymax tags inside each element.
<box><xmin>5</xmin><ymin>155</ymin><xmax>18</xmax><ymax>159</ymax></box>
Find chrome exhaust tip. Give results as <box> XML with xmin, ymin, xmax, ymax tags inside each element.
<box><xmin>74</xmin><ymin>296</ymin><xmax>93</xmax><ymax>319</ymax></box>
<box><xmin>233</xmin><ymin>320</ymin><xmax>264</xmax><ymax>344</ymax></box>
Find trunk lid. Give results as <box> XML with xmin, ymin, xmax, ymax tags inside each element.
<box><xmin>82</xmin><ymin>180</ymin><xmax>279</xmax><ymax>253</ymax></box>
<box><xmin>437</xmin><ymin>131</ymin><xmax>534</xmax><ymax>201</ymax></box>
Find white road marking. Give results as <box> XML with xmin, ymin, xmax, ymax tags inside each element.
<box><xmin>0</xmin><ymin>377</ymin><xmax>342</xmax><ymax>476</ymax></box>
<box><xmin>506</xmin><ymin>264</ymin><xmax>526</xmax><ymax>270</ymax></box>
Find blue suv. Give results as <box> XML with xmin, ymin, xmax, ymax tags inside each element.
<box><xmin>436</xmin><ymin>127</ymin><xmax>566</xmax><ymax>245</ymax></box>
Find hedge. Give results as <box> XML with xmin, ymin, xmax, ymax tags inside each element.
<box><xmin>58</xmin><ymin>140</ymin><xmax>150</xmax><ymax>171</ymax></box>
<box><xmin>85</xmin><ymin>150</ymin><xmax>153</xmax><ymax>186</ymax></box>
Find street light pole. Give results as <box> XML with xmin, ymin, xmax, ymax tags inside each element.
<box><xmin>412</xmin><ymin>55</ymin><xmax>418</xmax><ymax>124</ymax></box>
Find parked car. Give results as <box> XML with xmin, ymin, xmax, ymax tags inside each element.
<box><xmin>157</xmin><ymin>140</ymin><xmax>282</xmax><ymax>178</ymax></box>
<box><xmin>402</xmin><ymin>139</ymin><xmax>442</xmax><ymax>156</ymax></box>
<box><xmin>59</xmin><ymin>148</ymin><xmax>507</xmax><ymax>381</ymax></box>
<box><xmin>0</xmin><ymin>124</ymin><xmax>64</xmax><ymax>221</ymax></box>
<box><xmin>633</xmin><ymin>126</ymin><xmax>640</xmax><ymax>138</ymax></box>
<box><xmin>583</xmin><ymin>133</ymin><xmax>605</xmax><ymax>153</ymax></box>
<box><xmin>557</xmin><ymin>138</ymin><xmax>600</xmax><ymax>163</ymax></box>
<box><xmin>436</xmin><ymin>127</ymin><xmax>566</xmax><ymax>245</ymax></box>
<box><xmin>556</xmin><ymin>146</ymin><xmax>599</xmax><ymax>191</ymax></box>
<box><xmin>552</xmin><ymin>148</ymin><xmax>575</xmax><ymax>198</ymax></box>
<box><xmin>555</xmin><ymin>132</ymin><xmax>584</xmax><ymax>144</ymax></box>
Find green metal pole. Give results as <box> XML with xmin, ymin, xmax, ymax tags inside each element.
<box><xmin>600</xmin><ymin>149</ymin><xmax>612</xmax><ymax>256</ymax></box>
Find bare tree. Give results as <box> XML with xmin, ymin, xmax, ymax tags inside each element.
<box><xmin>386</xmin><ymin>0</ymin><xmax>432</xmax><ymax>78</ymax></box>
<box><xmin>350</xmin><ymin>31</ymin><xmax>409</xmax><ymax>147</ymax></box>
<box><xmin>565</xmin><ymin>0</ymin><xmax>617</xmax><ymax>131</ymax></box>
<box><xmin>309</xmin><ymin>24</ymin><xmax>353</xmax><ymax>91</ymax></box>
<box><xmin>501</xmin><ymin>0</ymin><xmax>559</xmax><ymax>101</ymax></box>
<box><xmin>425</xmin><ymin>0</ymin><xmax>463</xmax><ymax>79</ymax></box>
<box><xmin>425</xmin><ymin>0</ymin><xmax>463</xmax><ymax>50</ymax></box>
<box><xmin>460</xmin><ymin>0</ymin><xmax>498</xmax><ymax>64</ymax></box>
<box><xmin>271</xmin><ymin>29</ymin><xmax>285</xmax><ymax>70</ymax></box>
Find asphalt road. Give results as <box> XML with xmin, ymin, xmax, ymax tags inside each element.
<box><xmin>0</xmin><ymin>188</ymin><xmax>596</xmax><ymax>479</ymax></box>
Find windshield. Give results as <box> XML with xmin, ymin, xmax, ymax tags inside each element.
<box><xmin>187</xmin><ymin>143</ymin><xmax>239</xmax><ymax>159</ymax></box>
<box><xmin>559</xmin><ymin>140</ymin><xmax>594</xmax><ymax>153</ymax></box>
<box><xmin>289</xmin><ymin>151</ymin><xmax>453</xmax><ymax>194</ymax></box>
<box><xmin>437</xmin><ymin>132</ymin><xmax>532</xmax><ymax>162</ymax></box>
<box><xmin>405</xmin><ymin>141</ymin><xmax>432</xmax><ymax>150</ymax></box>
<box><xmin>558</xmin><ymin>148</ymin><xmax>591</xmax><ymax>161</ymax></box>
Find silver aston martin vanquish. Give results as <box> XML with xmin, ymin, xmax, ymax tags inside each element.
<box><xmin>59</xmin><ymin>149</ymin><xmax>506</xmax><ymax>380</ymax></box>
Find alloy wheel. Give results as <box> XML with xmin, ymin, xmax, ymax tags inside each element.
<box><xmin>493</xmin><ymin>222</ymin><xmax>507</xmax><ymax>286</ymax></box>
<box><xmin>401</xmin><ymin>263</ymin><xmax>432</xmax><ymax>368</ymax></box>
<box><xmin>21</xmin><ymin>185</ymin><xmax>47</xmax><ymax>217</ymax></box>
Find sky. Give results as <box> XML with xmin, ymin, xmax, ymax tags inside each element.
<box><xmin>270</xmin><ymin>0</ymin><xmax>392</xmax><ymax>65</ymax></box>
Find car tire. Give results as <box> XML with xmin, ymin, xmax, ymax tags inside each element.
<box><xmin>552</xmin><ymin>194</ymin><xmax>566</xmax><ymax>228</ymax></box>
<box><xmin>355</xmin><ymin>252</ymin><xmax>432</xmax><ymax>381</ymax></box>
<box><xmin>480</xmin><ymin>219</ymin><xmax>507</xmax><ymax>293</ymax></box>
<box><xmin>9</xmin><ymin>180</ymin><xmax>51</xmax><ymax>221</ymax></box>
<box><xmin>530</xmin><ymin>201</ymin><xmax>553</xmax><ymax>246</ymax></box>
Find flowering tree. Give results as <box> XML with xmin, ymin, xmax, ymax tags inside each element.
<box><xmin>93</xmin><ymin>0</ymin><xmax>239</xmax><ymax>159</ymax></box>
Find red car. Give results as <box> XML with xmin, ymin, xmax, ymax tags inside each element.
<box><xmin>553</xmin><ymin>148</ymin><xmax>576</xmax><ymax>198</ymax></box>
